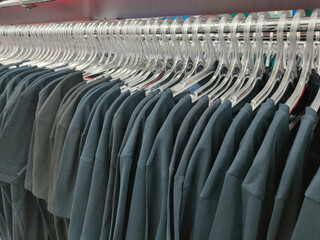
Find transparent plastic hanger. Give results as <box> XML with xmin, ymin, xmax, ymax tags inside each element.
<box><xmin>1</xmin><ymin>25</ymin><xmax>29</xmax><ymax>64</ymax></box>
<box><xmin>39</xmin><ymin>23</ymin><xmax>70</xmax><ymax>68</ymax></box>
<box><xmin>0</xmin><ymin>26</ymin><xmax>21</xmax><ymax>63</ymax></box>
<box><xmin>109</xmin><ymin>20</ymin><xmax>145</xmax><ymax>80</ymax></box>
<box><xmin>311</xmin><ymin>32</ymin><xmax>320</xmax><ymax>112</ymax></box>
<box><xmin>138</xmin><ymin>16</ymin><xmax>205</xmax><ymax>91</ymax></box>
<box><xmin>45</xmin><ymin>23</ymin><xmax>77</xmax><ymax>69</ymax></box>
<box><xmin>125</xmin><ymin>18</ymin><xmax>165</xmax><ymax>86</ymax></box>
<box><xmin>250</xmin><ymin>11</ymin><xmax>290</xmax><ymax>110</ymax></box>
<box><xmin>126</xmin><ymin>19</ymin><xmax>162</xmax><ymax>80</ymax></box>
<box><xmin>91</xmin><ymin>21</ymin><xmax>123</xmax><ymax>77</ymax></box>
<box><xmin>141</xmin><ymin>18</ymin><xmax>176</xmax><ymax>91</ymax></box>
<box><xmin>192</xmin><ymin>14</ymin><xmax>232</xmax><ymax>100</ymax></box>
<box><xmin>285</xmin><ymin>9</ymin><xmax>320</xmax><ymax>112</ymax></box>
<box><xmin>82</xmin><ymin>22</ymin><xmax>108</xmax><ymax>76</ymax></box>
<box><xmin>206</xmin><ymin>13</ymin><xmax>246</xmax><ymax>102</ymax></box>
<box><xmin>154</xmin><ymin>16</ymin><xmax>209</xmax><ymax>93</ymax></box>
<box><xmin>4</xmin><ymin>25</ymin><xmax>32</xmax><ymax>64</ymax></box>
<box><xmin>118</xmin><ymin>19</ymin><xmax>149</xmax><ymax>82</ymax></box>
<box><xmin>75</xmin><ymin>22</ymin><xmax>106</xmax><ymax>72</ymax></box>
<box><xmin>35</xmin><ymin>23</ymin><xmax>66</xmax><ymax>68</ymax></box>
<box><xmin>271</xmin><ymin>9</ymin><xmax>305</xmax><ymax>105</ymax></box>
<box><xmin>19</xmin><ymin>24</ymin><xmax>54</xmax><ymax>67</ymax></box>
<box><xmin>128</xmin><ymin>17</ymin><xmax>174</xmax><ymax>90</ymax></box>
<box><xmin>84</xmin><ymin>20</ymin><xmax>131</xmax><ymax>77</ymax></box>
<box><xmin>228</xmin><ymin>12</ymin><xmax>269</xmax><ymax>107</ymax></box>
<box><xmin>220</xmin><ymin>12</ymin><xmax>258</xmax><ymax>102</ymax></box>
<box><xmin>25</xmin><ymin>24</ymin><xmax>58</xmax><ymax>67</ymax></box>
<box><xmin>37</xmin><ymin>24</ymin><xmax>65</xmax><ymax>67</ymax></box>
<box><xmin>108</xmin><ymin>20</ymin><xmax>138</xmax><ymax>79</ymax></box>
<box><xmin>68</xmin><ymin>22</ymin><xmax>94</xmax><ymax>70</ymax></box>
<box><xmin>171</xmin><ymin>16</ymin><xmax>220</xmax><ymax>96</ymax></box>
<box><xmin>154</xmin><ymin>16</ymin><xmax>196</xmax><ymax>92</ymax></box>
<box><xmin>104</xmin><ymin>20</ymin><xmax>138</xmax><ymax>78</ymax></box>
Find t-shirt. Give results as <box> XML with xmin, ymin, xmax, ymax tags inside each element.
<box><xmin>80</xmin><ymin>91</ymin><xmax>156</xmax><ymax>240</ymax></box>
<box><xmin>32</xmin><ymin>72</ymin><xmax>85</xmax><ymax>199</ymax></box>
<box><xmin>144</xmin><ymin>95</ymin><xmax>192</xmax><ymax>240</ymax></box>
<box><xmin>193</xmin><ymin>103</ymin><xmax>253</xmax><ymax>240</ymax></box>
<box><xmin>125</xmin><ymin>90</ymin><xmax>176</xmax><ymax>240</ymax></box>
<box><xmin>25</xmin><ymin>75</ymin><xmax>67</xmax><ymax>191</ymax></box>
<box><xmin>241</xmin><ymin>104</ymin><xmax>292</xmax><ymax>240</ymax></box>
<box><xmin>0</xmin><ymin>67</ymin><xmax>40</xmax><ymax>113</ymax></box>
<box><xmin>107</xmin><ymin>93</ymin><xmax>160</xmax><ymax>240</ymax></box>
<box><xmin>291</xmin><ymin>167</ymin><xmax>320</xmax><ymax>240</ymax></box>
<box><xmin>67</xmin><ymin>87</ymin><xmax>126</xmax><ymax>240</ymax></box>
<box><xmin>0</xmin><ymin>70</ymin><xmax>69</xmax><ymax>134</ymax></box>
<box><xmin>47</xmin><ymin>77</ymin><xmax>109</xmax><ymax>210</ymax></box>
<box><xmin>0</xmin><ymin>69</ymin><xmax>73</xmax><ymax>183</ymax></box>
<box><xmin>99</xmin><ymin>90</ymin><xmax>145</xmax><ymax>240</ymax></box>
<box><xmin>173</xmin><ymin>99</ymin><xmax>221</xmax><ymax>240</ymax></box>
<box><xmin>167</xmin><ymin>95</ymin><xmax>208</xmax><ymax>239</ymax></box>
<box><xmin>269</xmin><ymin>107</ymin><xmax>318</xmax><ymax>240</ymax></box>
<box><xmin>210</xmin><ymin>99</ymin><xmax>275</xmax><ymax>240</ymax></box>
<box><xmin>52</xmin><ymin>80</ymin><xmax>120</xmax><ymax>217</ymax></box>
<box><xmin>179</xmin><ymin>100</ymin><xmax>233</xmax><ymax>240</ymax></box>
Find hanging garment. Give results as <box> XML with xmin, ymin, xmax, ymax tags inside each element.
<box><xmin>68</xmin><ymin>86</ymin><xmax>127</xmax><ymax>240</ymax></box>
<box><xmin>210</xmin><ymin>99</ymin><xmax>276</xmax><ymax>240</ymax></box>
<box><xmin>99</xmin><ymin>89</ymin><xmax>146</xmax><ymax>240</ymax></box>
<box><xmin>173</xmin><ymin>99</ymin><xmax>221</xmax><ymax>240</ymax></box>
<box><xmin>193</xmin><ymin>103</ymin><xmax>253</xmax><ymax>240</ymax></box>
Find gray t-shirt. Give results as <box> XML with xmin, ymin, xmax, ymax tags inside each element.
<box><xmin>268</xmin><ymin>107</ymin><xmax>317</xmax><ymax>240</ymax></box>
<box><xmin>173</xmin><ymin>99</ymin><xmax>220</xmax><ymax>240</ymax></box>
<box><xmin>67</xmin><ymin>87</ymin><xmax>125</xmax><ymax>240</ymax></box>
<box><xmin>241</xmin><ymin>104</ymin><xmax>291</xmax><ymax>240</ymax></box>
<box><xmin>210</xmin><ymin>99</ymin><xmax>275</xmax><ymax>240</ymax></box>
<box><xmin>180</xmin><ymin>100</ymin><xmax>233</xmax><ymax>240</ymax></box>
<box><xmin>25</xmin><ymin>75</ymin><xmax>68</xmax><ymax>191</ymax></box>
<box><xmin>98</xmin><ymin>90</ymin><xmax>145</xmax><ymax>240</ymax></box>
<box><xmin>291</xmin><ymin>166</ymin><xmax>320</xmax><ymax>240</ymax></box>
<box><xmin>193</xmin><ymin>103</ymin><xmax>253</xmax><ymax>240</ymax></box>
<box><xmin>107</xmin><ymin>93</ymin><xmax>160</xmax><ymax>240</ymax></box>
<box><xmin>144</xmin><ymin>95</ymin><xmax>192</xmax><ymax>240</ymax></box>
<box><xmin>32</xmin><ymin>72</ymin><xmax>85</xmax><ymax>200</ymax></box>
<box><xmin>167</xmin><ymin>95</ymin><xmax>208</xmax><ymax>239</ymax></box>
<box><xmin>0</xmin><ymin>69</ymin><xmax>73</xmax><ymax>183</ymax></box>
<box><xmin>125</xmin><ymin>90</ymin><xmax>176</xmax><ymax>240</ymax></box>
<box><xmin>52</xmin><ymin>80</ymin><xmax>120</xmax><ymax>217</ymax></box>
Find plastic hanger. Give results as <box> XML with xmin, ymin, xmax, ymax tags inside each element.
<box><xmin>285</xmin><ymin>9</ymin><xmax>320</xmax><ymax>112</ymax></box>
<box><xmin>170</xmin><ymin>16</ymin><xmax>220</xmax><ymax>96</ymax></box>
<box><xmin>155</xmin><ymin>16</ymin><xmax>204</xmax><ymax>92</ymax></box>
<box><xmin>141</xmin><ymin>17</ymin><xmax>176</xmax><ymax>91</ymax></box>
<box><xmin>271</xmin><ymin>9</ymin><xmax>305</xmax><ymax>104</ymax></box>
<box><xmin>198</xmin><ymin>14</ymin><xmax>246</xmax><ymax>102</ymax></box>
<box><xmin>127</xmin><ymin>18</ymin><xmax>167</xmax><ymax>87</ymax></box>
<box><xmin>110</xmin><ymin>20</ymin><xmax>141</xmax><ymax>80</ymax></box>
<box><xmin>250</xmin><ymin>11</ymin><xmax>290</xmax><ymax>110</ymax></box>
<box><xmin>220</xmin><ymin>12</ymin><xmax>258</xmax><ymax>103</ymax></box>
<box><xmin>191</xmin><ymin>14</ymin><xmax>232</xmax><ymax>100</ymax></box>
<box><xmin>144</xmin><ymin>16</ymin><xmax>207</xmax><ymax>92</ymax></box>
<box><xmin>270</xmin><ymin>10</ymin><xmax>305</xmax><ymax>105</ymax></box>
<box><xmin>311</xmin><ymin>32</ymin><xmax>320</xmax><ymax>112</ymax></box>
<box><xmin>122</xmin><ymin>19</ymin><xmax>158</xmax><ymax>85</ymax></box>
<box><xmin>228</xmin><ymin>12</ymin><xmax>269</xmax><ymax>107</ymax></box>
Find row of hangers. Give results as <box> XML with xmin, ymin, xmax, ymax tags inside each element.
<box><xmin>0</xmin><ymin>9</ymin><xmax>320</xmax><ymax>112</ymax></box>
